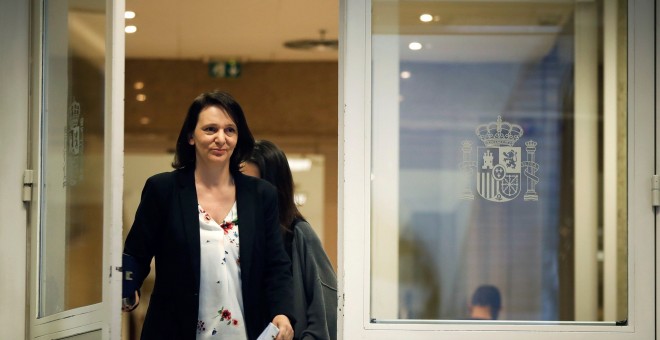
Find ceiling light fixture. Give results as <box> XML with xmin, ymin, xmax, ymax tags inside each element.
<box><xmin>125</xmin><ymin>25</ymin><xmax>137</xmax><ymax>34</ymax></box>
<box><xmin>283</xmin><ymin>29</ymin><xmax>338</xmax><ymax>51</ymax></box>
<box><xmin>125</xmin><ymin>11</ymin><xmax>136</xmax><ymax>19</ymax></box>
<box><xmin>419</xmin><ymin>14</ymin><xmax>433</xmax><ymax>22</ymax></box>
<box><xmin>408</xmin><ymin>42</ymin><xmax>422</xmax><ymax>51</ymax></box>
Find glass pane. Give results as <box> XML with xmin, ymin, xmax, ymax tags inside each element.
<box><xmin>370</xmin><ymin>0</ymin><xmax>628</xmax><ymax>323</ymax></box>
<box><xmin>40</xmin><ymin>0</ymin><xmax>106</xmax><ymax>316</ymax></box>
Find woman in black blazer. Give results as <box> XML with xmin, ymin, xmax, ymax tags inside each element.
<box><xmin>123</xmin><ymin>91</ymin><xmax>295</xmax><ymax>340</ymax></box>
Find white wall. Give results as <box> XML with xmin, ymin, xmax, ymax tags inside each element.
<box><xmin>0</xmin><ymin>0</ymin><xmax>29</xmax><ymax>338</ymax></box>
<box><xmin>287</xmin><ymin>153</ymin><xmax>325</xmax><ymax>243</ymax></box>
<box><xmin>123</xmin><ymin>154</ymin><xmax>174</xmax><ymax>232</ymax></box>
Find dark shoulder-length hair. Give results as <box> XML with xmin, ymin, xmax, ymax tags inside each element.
<box><xmin>172</xmin><ymin>90</ymin><xmax>255</xmax><ymax>174</ymax></box>
<box><xmin>247</xmin><ymin>139</ymin><xmax>303</xmax><ymax>233</ymax></box>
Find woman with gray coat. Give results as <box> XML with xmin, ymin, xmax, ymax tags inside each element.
<box><xmin>242</xmin><ymin>140</ymin><xmax>337</xmax><ymax>340</ymax></box>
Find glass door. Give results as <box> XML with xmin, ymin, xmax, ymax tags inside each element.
<box><xmin>339</xmin><ymin>0</ymin><xmax>655</xmax><ymax>339</ymax></box>
<box><xmin>29</xmin><ymin>0</ymin><xmax>124</xmax><ymax>338</ymax></box>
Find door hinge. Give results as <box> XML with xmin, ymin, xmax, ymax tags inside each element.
<box><xmin>22</xmin><ymin>169</ymin><xmax>34</xmax><ymax>202</ymax></box>
<box><xmin>652</xmin><ymin>174</ymin><xmax>660</xmax><ymax>207</ymax></box>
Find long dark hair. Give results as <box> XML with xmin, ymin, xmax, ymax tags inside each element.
<box><xmin>247</xmin><ymin>140</ymin><xmax>303</xmax><ymax>234</ymax></box>
<box><xmin>172</xmin><ymin>90</ymin><xmax>255</xmax><ymax>174</ymax></box>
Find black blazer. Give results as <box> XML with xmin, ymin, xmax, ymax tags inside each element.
<box><xmin>124</xmin><ymin>168</ymin><xmax>294</xmax><ymax>339</ymax></box>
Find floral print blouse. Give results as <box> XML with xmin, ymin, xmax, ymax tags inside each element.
<box><xmin>196</xmin><ymin>202</ymin><xmax>247</xmax><ymax>339</ymax></box>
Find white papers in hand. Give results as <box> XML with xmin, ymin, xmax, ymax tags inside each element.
<box><xmin>256</xmin><ymin>322</ymin><xmax>280</xmax><ymax>340</ymax></box>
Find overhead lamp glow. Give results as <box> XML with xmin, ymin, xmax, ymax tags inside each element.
<box><xmin>400</xmin><ymin>71</ymin><xmax>411</xmax><ymax>79</ymax></box>
<box><xmin>125</xmin><ymin>11</ymin><xmax>136</xmax><ymax>19</ymax></box>
<box><xmin>125</xmin><ymin>25</ymin><xmax>137</xmax><ymax>34</ymax></box>
<box><xmin>419</xmin><ymin>14</ymin><xmax>433</xmax><ymax>22</ymax></box>
<box><xmin>288</xmin><ymin>158</ymin><xmax>312</xmax><ymax>172</ymax></box>
<box><xmin>408</xmin><ymin>42</ymin><xmax>422</xmax><ymax>51</ymax></box>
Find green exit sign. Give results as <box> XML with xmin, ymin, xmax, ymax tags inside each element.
<box><xmin>208</xmin><ymin>60</ymin><xmax>241</xmax><ymax>78</ymax></box>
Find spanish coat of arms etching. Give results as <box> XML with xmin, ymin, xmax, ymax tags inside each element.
<box><xmin>460</xmin><ymin>116</ymin><xmax>539</xmax><ymax>202</ymax></box>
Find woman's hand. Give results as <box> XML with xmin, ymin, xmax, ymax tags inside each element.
<box><xmin>121</xmin><ymin>291</ymin><xmax>140</xmax><ymax>312</ymax></box>
<box><xmin>272</xmin><ymin>314</ymin><xmax>293</xmax><ymax>340</ymax></box>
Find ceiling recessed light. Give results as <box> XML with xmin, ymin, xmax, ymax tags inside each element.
<box><xmin>134</xmin><ymin>81</ymin><xmax>144</xmax><ymax>90</ymax></box>
<box><xmin>125</xmin><ymin>11</ymin><xmax>136</xmax><ymax>19</ymax></box>
<box><xmin>400</xmin><ymin>71</ymin><xmax>411</xmax><ymax>79</ymax></box>
<box><xmin>125</xmin><ymin>25</ymin><xmax>137</xmax><ymax>34</ymax></box>
<box><xmin>419</xmin><ymin>14</ymin><xmax>433</xmax><ymax>22</ymax></box>
<box><xmin>408</xmin><ymin>42</ymin><xmax>422</xmax><ymax>51</ymax></box>
<box><xmin>136</xmin><ymin>94</ymin><xmax>147</xmax><ymax>102</ymax></box>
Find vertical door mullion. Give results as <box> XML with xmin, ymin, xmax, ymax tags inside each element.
<box><xmin>101</xmin><ymin>0</ymin><xmax>124</xmax><ymax>338</ymax></box>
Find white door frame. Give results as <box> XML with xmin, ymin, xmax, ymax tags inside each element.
<box><xmin>337</xmin><ymin>0</ymin><xmax>656</xmax><ymax>339</ymax></box>
<box><xmin>27</xmin><ymin>0</ymin><xmax>124</xmax><ymax>338</ymax></box>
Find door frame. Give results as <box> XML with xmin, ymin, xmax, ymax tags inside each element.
<box><xmin>0</xmin><ymin>0</ymin><xmax>30</xmax><ymax>338</ymax></box>
<box><xmin>27</xmin><ymin>0</ymin><xmax>124</xmax><ymax>338</ymax></box>
<box><xmin>337</xmin><ymin>0</ymin><xmax>656</xmax><ymax>339</ymax></box>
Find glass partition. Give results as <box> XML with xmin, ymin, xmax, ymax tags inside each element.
<box><xmin>370</xmin><ymin>0</ymin><xmax>628</xmax><ymax>323</ymax></box>
<box><xmin>40</xmin><ymin>0</ymin><xmax>106</xmax><ymax>316</ymax></box>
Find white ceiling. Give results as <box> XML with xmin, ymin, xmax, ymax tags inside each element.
<box><xmin>124</xmin><ymin>0</ymin><xmax>339</xmax><ymax>61</ymax></box>
<box><xmin>70</xmin><ymin>1</ymin><xmax>572</xmax><ymax>65</ymax></box>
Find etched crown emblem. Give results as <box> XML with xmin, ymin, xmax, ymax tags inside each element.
<box><xmin>475</xmin><ymin>115</ymin><xmax>523</xmax><ymax>147</ymax></box>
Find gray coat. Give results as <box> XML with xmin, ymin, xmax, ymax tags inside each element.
<box><xmin>291</xmin><ymin>220</ymin><xmax>338</xmax><ymax>340</ymax></box>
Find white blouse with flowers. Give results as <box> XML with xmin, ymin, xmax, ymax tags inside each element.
<box><xmin>196</xmin><ymin>202</ymin><xmax>247</xmax><ymax>339</ymax></box>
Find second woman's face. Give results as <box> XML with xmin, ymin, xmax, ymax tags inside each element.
<box><xmin>189</xmin><ymin>106</ymin><xmax>238</xmax><ymax>167</ymax></box>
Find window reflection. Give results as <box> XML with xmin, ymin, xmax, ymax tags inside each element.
<box><xmin>370</xmin><ymin>0</ymin><xmax>627</xmax><ymax>323</ymax></box>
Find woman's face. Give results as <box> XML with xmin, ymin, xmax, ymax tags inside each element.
<box><xmin>240</xmin><ymin>161</ymin><xmax>260</xmax><ymax>178</ymax></box>
<box><xmin>189</xmin><ymin>106</ymin><xmax>237</xmax><ymax>168</ymax></box>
